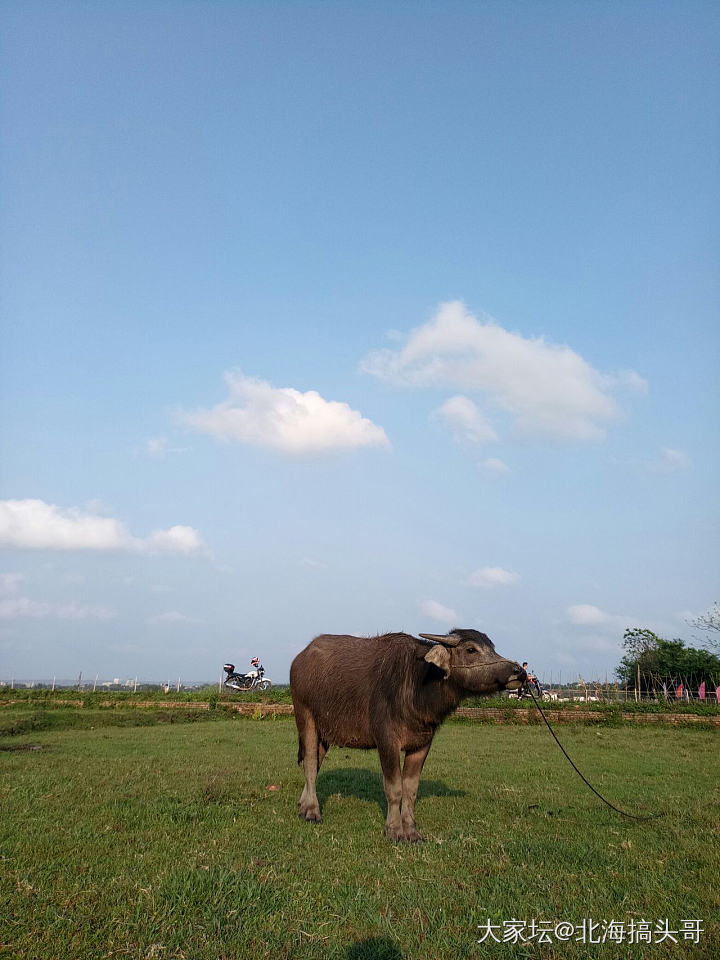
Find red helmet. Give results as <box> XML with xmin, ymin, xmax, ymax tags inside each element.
<box><xmin>251</xmin><ymin>657</ymin><xmax>260</xmax><ymax>665</ymax></box>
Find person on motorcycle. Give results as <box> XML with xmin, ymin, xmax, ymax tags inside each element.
<box><xmin>522</xmin><ymin>662</ymin><xmax>542</xmax><ymax>697</ymax></box>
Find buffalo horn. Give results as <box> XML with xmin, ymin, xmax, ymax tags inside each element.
<box><xmin>419</xmin><ymin>632</ymin><xmax>461</xmax><ymax>647</ymax></box>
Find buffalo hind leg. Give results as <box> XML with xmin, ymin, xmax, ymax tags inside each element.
<box><xmin>297</xmin><ymin>712</ymin><xmax>323</xmax><ymax>822</ymax></box>
<box><xmin>298</xmin><ymin>739</ymin><xmax>328</xmax><ymax>806</ymax></box>
<box><xmin>400</xmin><ymin>743</ymin><xmax>432</xmax><ymax>843</ymax></box>
<box><xmin>377</xmin><ymin>739</ymin><xmax>404</xmax><ymax>841</ymax></box>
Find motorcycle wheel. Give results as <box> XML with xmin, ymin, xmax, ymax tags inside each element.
<box><xmin>257</xmin><ymin>680</ymin><xmax>271</xmax><ymax>691</ymax></box>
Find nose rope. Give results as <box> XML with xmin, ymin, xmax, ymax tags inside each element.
<box><xmin>527</xmin><ymin>687</ymin><xmax>661</xmax><ymax>822</ymax></box>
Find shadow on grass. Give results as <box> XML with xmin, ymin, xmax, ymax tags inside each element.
<box><xmin>346</xmin><ymin>937</ymin><xmax>402</xmax><ymax>960</ymax></box>
<box><xmin>317</xmin><ymin>767</ymin><xmax>465</xmax><ymax>814</ymax></box>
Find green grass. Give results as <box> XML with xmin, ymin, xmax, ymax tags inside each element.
<box><xmin>1</xmin><ymin>713</ymin><xmax>718</xmax><ymax>959</ymax></box>
<box><xmin>0</xmin><ymin>686</ymin><xmax>295</xmax><ymax>705</ymax></box>
<box><xmin>0</xmin><ymin>706</ymin><xmax>229</xmax><ymax>737</ymax></box>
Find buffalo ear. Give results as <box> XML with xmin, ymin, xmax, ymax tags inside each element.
<box><xmin>423</xmin><ymin>644</ymin><xmax>451</xmax><ymax>678</ymax></box>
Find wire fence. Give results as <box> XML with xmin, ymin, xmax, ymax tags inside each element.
<box><xmin>532</xmin><ymin>673</ymin><xmax>720</xmax><ymax>704</ymax></box>
<box><xmin>3</xmin><ymin>674</ymin><xmax>720</xmax><ymax>705</ymax></box>
<box><xmin>0</xmin><ymin>676</ymin><xmax>215</xmax><ymax>694</ymax></box>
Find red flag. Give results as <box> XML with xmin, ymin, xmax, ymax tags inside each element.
<box><xmin>699</xmin><ymin>682</ymin><xmax>706</xmax><ymax>700</ymax></box>
<box><xmin>675</xmin><ymin>683</ymin><xmax>683</xmax><ymax>699</ymax></box>
<box><xmin>716</xmin><ymin>686</ymin><xmax>720</xmax><ymax>704</ymax></box>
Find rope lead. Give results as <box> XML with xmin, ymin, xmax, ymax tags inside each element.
<box><xmin>528</xmin><ymin>688</ymin><xmax>661</xmax><ymax>822</ymax></box>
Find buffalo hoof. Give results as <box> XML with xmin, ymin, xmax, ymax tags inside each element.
<box><xmin>299</xmin><ymin>806</ymin><xmax>322</xmax><ymax>823</ymax></box>
<box><xmin>385</xmin><ymin>825</ymin><xmax>423</xmax><ymax>843</ymax></box>
<box><xmin>401</xmin><ymin>827</ymin><xmax>424</xmax><ymax>844</ymax></box>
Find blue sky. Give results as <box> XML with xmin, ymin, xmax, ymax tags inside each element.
<box><xmin>1</xmin><ymin>1</ymin><xmax>718</xmax><ymax>684</ymax></box>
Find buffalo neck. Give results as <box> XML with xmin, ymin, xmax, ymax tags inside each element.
<box><xmin>410</xmin><ymin>662</ymin><xmax>466</xmax><ymax>726</ymax></box>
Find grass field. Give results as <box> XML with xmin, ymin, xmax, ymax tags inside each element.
<box><xmin>1</xmin><ymin>711</ymin><xmax>718</xmax><ymax>959</ymax></box>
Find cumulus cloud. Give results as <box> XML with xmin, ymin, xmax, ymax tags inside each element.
<box><xmin>0</xmin><ymin>573</ymin><xmax>115</xmax><ymax>620</ymax></box>
<box><xmin>419</xmin><ymin>598</ymin><xmax>459</xmax><ymax>625</ymax></box>
<box><xmin>362</xmin><ymin>301</ymin><xmax>645</xmax><ymax>441</ymax></box>
<box><xmin>482</xmin><ymin>457</ymin><xmax>510</xmax><ymax>474</ymax></box>
<box><xmin>0</xmin><ymin>500</ymin><xmax>206</xmax><ymax>556</ymax></box>
<box><xmin>433</xmin><ymin>395</ymin><xmax>497</xmax><ymax>445</ymax></box>
<box><xmin>468</xmin><ymin>566</ymin><xmax>520</xmax><ymax>588</ymax></box>
<box><xmin>566</xmin><ymin>603</ymin><xmax>630</xmax><ymax>632</ymax></box>
<box><xmin>566</xmin><ymin>604</ymin><xmax>611</xmax><ymax>626</ymax></box>
<box><xmin>144</xmin><ymin>526</ymin><xmax>205</xmax><ymax>556</ymax></box>
<box><xmin>179</xmin><ymin>372</ymin><xmax>389</xmax><ymax>456</ymax></box>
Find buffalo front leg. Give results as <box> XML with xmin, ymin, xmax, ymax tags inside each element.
<box><xmin>400</xmin><ymin>743</ymin><xmax>432</xmax><ymax>843</ymax></box>
<box><xmin>377</xmin><ymin>740</ymin><xmax>404</xmax><ymax>841</ymax></box>
<box><xmin>297</xmin><ymin>713</ymin><xmax>323</xmax><ymax>822</ymax></box>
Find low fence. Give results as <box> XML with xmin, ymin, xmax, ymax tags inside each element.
<box><xmin>455</xmin><ymin>706</ymin><xmax>720</xmax><ymax>726</ymax></box>
<box><xmin>2</xmin><ymin>698</ymin><xmax>717</xmax><ymax>726</ymax></box>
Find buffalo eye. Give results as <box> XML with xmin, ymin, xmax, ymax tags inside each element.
<box><xmin>466</xmin><ymin>646</ymin><xmax>477</xmax><ymax>653</ymax></box>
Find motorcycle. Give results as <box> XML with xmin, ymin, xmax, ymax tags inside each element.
<box><xmin>508</xmin><ymin>675</ymin><xmax>552</xmax><ymax>701</ymax></box>
<box><xmin>223</xmin><ymin>662</ymin><xmax>273</xmax><ymax>692</ymax></box>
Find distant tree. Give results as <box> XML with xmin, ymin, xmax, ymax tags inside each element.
<box><xmin>616</xmin><ymin>628</ymin><xmax>661</xmax><ymax>690</ymax></box>
<box><xmin>689</xmin><ymin>602</ymin><xmax>720</xmax><ymax>650</ymax></box>
<box><xmin>615</xmin><ymin>628</ymin><xmax>720</xmax><ymax>692</ymax></box>
<box><xmin>621</xmin><ymin>627</ymin><xmax>662</xmax><ymax>660</ymax></box>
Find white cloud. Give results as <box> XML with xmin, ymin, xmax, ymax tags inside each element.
<box><xmin>147</xmin><ymin>610</ymin><xmax>198</xmax><ymax>624</ymax></box>
<box><xmin>179</xmin><ymin>372</ymin><xmax>389</xmax><ymax>456</ymax></box>
<box><xmin>144</xmin><ymin>526</ymin><xmax>205</xmax><ymax>556</ymax></box>
<box><xmin>610</xmin><ymin>370</ymin><xmax>649</xmax><ymax>394</ymax></box>
<box><xmin>566</xmin><ymin>603</ymin><xmax>630</xmax><ymax>633</ymax></box>
<box><xmin>433</xmin><ymin>395</ymin><xmax>497</xmax><ymax>445</ymax></box>
<box><xmin>419</xmin><ymin>598</ymin><xmax>459</xmax><ymax>625</ymax></box>
<box><xmin>566</xmin><ymin>604</ymin><xmax>611</xmax><ymax>626</ymax></box>
<box><xmin>482</xmin><ymin>457</ymin><xmax>510</xmax><ymax>474</ymax></box>
<box><xmin>301</xmin><ymin>557</ymin><xmax>327</xmax><ymax>570</ymax></box>
<box><xmin>145</xmin><ymin>436</ymin><xmax>189</xmax><ymax>458</ymax></box>
<box><xmin>55</xmin><ymin>602</ymin><xmax>116</xmax><ymax>620</ymax></box>
<box><xmin>654</xmin><ymin>447</ymin><xmax>690</xmax><ymax>473</ymax></box>
<box><xmin>0</xmin><ymin>499</ymin><xmax>206</xmax><ymax>556</ymax></box>
<box><xmin>362</xmin><ymin>300</ymin><xmax>644</xmax><ymax>441</ymax></box>
<box><xmin>468</xmin><ymin>566</ymin><xmax>520</xmax><ymax>588</ymax></box>
<box><xmin>0</xmin><ymin>575</ymin><xmax>115</xmax><ymax>621</ymax></box>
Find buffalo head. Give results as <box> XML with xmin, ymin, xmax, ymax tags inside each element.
<box><xmin>418</xmin><ymin>628</ymin><xmax>526</xmax><ymax>694</ymax></box>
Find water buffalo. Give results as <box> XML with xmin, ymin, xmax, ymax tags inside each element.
<box><xmin>290</xmin><ymin>628</ymin><xmax>526</xmax><ymax>842</ymax></box>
